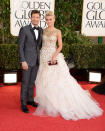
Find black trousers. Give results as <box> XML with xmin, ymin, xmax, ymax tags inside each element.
<box><xmin>21</xmin><ymin>65</ymin><xmax>39</xmax><ymax>106</ymax></box>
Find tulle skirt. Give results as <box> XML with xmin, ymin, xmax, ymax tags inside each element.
<box><xmin>34</xmin><ymin>53</ymin><xmax>103</xmax><ymax>120</ymax></box>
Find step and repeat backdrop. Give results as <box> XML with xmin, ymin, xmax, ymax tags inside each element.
<box><xmin>10</xmin><ymin>0</ymin><xmax>55</xmax><ymax>36</ymax></box>
<box><xmin>10</xmin><ymin>0</ymin><xmax>105</xmax><ymax>37</ymax></box>
<box><xmin>82</xmin><ymin>0</ymin><xmax>105</xmax><ymax>36</ymax></box>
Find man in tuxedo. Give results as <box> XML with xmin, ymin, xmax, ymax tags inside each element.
<box><xmin>18</xmin><ymin>10</ymin><xmax>43</xmax><ymax>113</ymax></box>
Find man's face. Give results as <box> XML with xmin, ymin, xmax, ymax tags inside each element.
<box><xmin>31</xmin><ymin>13</ymin><xmax>41</xmax><ymax>26</ymax></box>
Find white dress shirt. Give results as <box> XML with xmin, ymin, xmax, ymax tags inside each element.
<box><xmin>31</xmin><ymin>23</ymin><xmax>39</xmax><ymax>40</ymax></box>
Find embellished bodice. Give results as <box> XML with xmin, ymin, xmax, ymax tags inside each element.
<box><xmin>42</xmin><ymin>28</ymin><xmax>60</xmax><ymax>49</ymax></box>
<box><xmin>40</xmin><ymin>28</ymin><xmax>61</xmax><ymax>63</ymax></box>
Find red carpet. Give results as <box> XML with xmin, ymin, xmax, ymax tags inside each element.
<box><xmin>0</xmin><ymin>82</ymin><xmax>105</xmax><ymax>131</ymax></box>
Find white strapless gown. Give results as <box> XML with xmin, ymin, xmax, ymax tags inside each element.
<box><xmin>34</xmin><ymin>28</ymin><xmax>103</xmax><ymax>120</ymax></box>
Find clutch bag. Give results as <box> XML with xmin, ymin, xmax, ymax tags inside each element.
<box><xmin>48</xmin><ymin>60</ymin><xmax>58</xmax><ymax>65</ymax></box>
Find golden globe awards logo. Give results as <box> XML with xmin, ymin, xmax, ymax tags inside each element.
<box><xmin>86</xmin><ymin>2</ymin><xmax>105</xmax><ymax>28</ymax></box>
<box><xmin>10</xmin><ymin>0</ymin><xmax>55</xmax><ymax>36</ymax></box>
<box><xmin>81</xmin><ymin>0</ymin><xmax>105</xmax><ymax>36</ymax></box>
<box><xmin>15</xmin><ymin>1</ymin><xmax>51</xmax><ymax>28</ymax></box>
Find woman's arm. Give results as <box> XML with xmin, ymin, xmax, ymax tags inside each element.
<box><xmin>51</xmin><ymin>30</ymin><xmax>62</xmax><ymax>63</ymax></box>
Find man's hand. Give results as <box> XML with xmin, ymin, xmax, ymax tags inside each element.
<box><xmin>22</xmin><ymin>61</ymin><xmax>28</xmax><ymax>70</ymax></box>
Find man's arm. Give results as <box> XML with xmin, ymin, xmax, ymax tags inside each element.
<box><xmin>18</xmin><ymin>27</ymin><xmax>26</xmax><ymax>62</ymax></box>
<box><xmin>18</xmin><ymin>27</ymin><xmax>28</xmax><ymax>70</ymax></box>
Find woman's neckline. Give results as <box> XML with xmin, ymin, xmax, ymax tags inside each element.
<box><xmin>46</xmin><ymin>27</ymin><xmax>56</xmax><ymax>31</ymax></box>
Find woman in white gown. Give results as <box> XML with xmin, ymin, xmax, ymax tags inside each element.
<box><xmin>34</xmin><ymin>11</ymin><xmax>103</xmax><ymax>120</ymax></box>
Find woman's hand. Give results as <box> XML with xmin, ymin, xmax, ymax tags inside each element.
<box><xmin>51</xmin><ymin>56</ymin><xmax>56</xmax><ymax>64</ymax></box>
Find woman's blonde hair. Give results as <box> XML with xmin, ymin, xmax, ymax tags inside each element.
<box><xmin>45</xmin><ymin>11</ymin><xmax>55</xmax><ymax>18</ymax></box>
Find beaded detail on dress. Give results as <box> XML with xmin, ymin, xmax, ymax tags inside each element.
<box><xmin>40</xmin><ymin>28</ymin><xmax>61</xmax><ymax>64</ymax></box>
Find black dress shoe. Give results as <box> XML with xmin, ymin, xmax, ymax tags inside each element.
<box><xmin>27</xmin><ymin>101</ymin><xmax>38</xmax><ymax>107</ymax></box>
<box><xmin>21</xmin><ymin>105</ymin><xmax>29</xmax><ymax>113</ymax></box>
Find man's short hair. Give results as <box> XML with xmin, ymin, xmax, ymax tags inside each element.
<box><xmin>31</xmin><ymin>10</ymin><xmax>41</xmax><ymax>17</ymax></box>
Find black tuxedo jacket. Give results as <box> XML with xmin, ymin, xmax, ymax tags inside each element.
<box><xmin>18</xmin><ymin>24</ymin><xmax>43</xmax><ymax>67</ymax></box>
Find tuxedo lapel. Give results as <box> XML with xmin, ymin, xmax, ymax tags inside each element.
<box><xmin>37</xmin><ymin>28</ymin><xmax>41</xmax><ymax>43</ymax></box>
<box><xmin>29</xmin><ymin>24</ymin><xmax>37</xmax><ymax>42</ymax></box>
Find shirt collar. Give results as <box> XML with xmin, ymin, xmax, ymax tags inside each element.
<box><xmin>31</xmin><ymin>23</ymin><xmax>39</xmax><ymax>28</ymax></box>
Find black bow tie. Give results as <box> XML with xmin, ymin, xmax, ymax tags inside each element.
<box><xmin>32</xmin><ymin>26</ymin><xmax>39</xmax><ymax>30</ymax></box>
